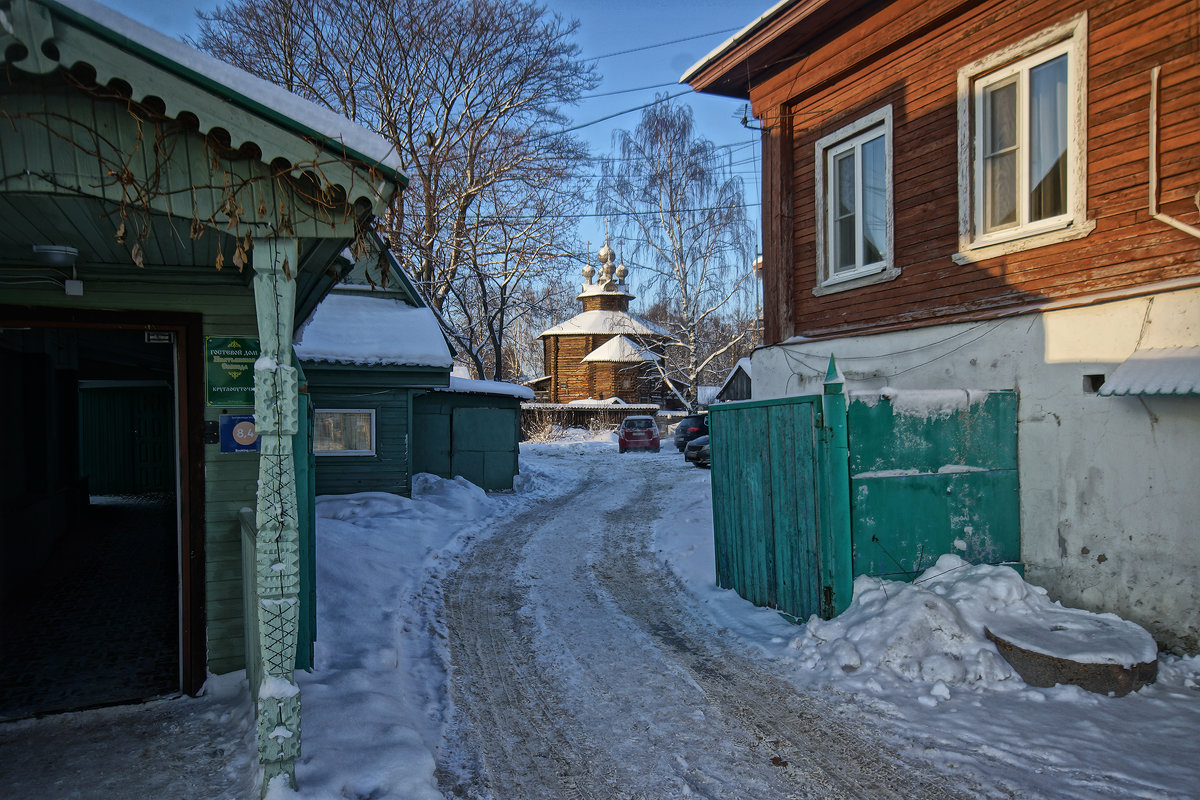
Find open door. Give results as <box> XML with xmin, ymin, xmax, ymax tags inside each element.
<box><xmin>0</xmin><ymin>316</ymin><xmax>203</xmax><ymax>720</ymax></box>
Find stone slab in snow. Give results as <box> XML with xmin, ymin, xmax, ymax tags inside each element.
<box><xmin>985</xmin><ymin>611</ymin><xmax>1159</xmax><ymax>696</ymax></box>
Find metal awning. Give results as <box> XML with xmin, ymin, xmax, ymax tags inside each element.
<box><xmin>1098</xmin><ymin>347</ymin><xmax>1200</xmax><ymax>396</ymax></box>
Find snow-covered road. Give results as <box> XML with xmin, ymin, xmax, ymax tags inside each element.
<box><xmin>435</xmin><ymin>450</ymin><xmax>984</xmax><ymax>799</ymax></box>
<box><xmin>5</xmin><ymin>432</ymin><xmax>1198</xmax><ymax>799</ymax></box>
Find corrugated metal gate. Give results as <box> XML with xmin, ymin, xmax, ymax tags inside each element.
<box><xmin>710</xmin><ymin>369</ymin><xmax>1019</xmax><ymax>622</ymax></box>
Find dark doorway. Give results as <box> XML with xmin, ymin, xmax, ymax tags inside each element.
<box><xmin>0</xmin><ymin>326</ymin><xmax>182</xmax><ymax>720</ymax></box>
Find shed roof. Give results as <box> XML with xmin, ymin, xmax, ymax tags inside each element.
<box><xmin>717</xmin><ymin>357</ymin><xmax>752</xmax><ymax>395</ymax></box>
<box><xmin>294</xmin><ymin>293</ymin><xmax>453</xmax><ymax>368</ymax></box>
<box><xmin>438</xmin><ymin>376</ymin><xmax>535</xmax><ymax>400</ymax></box>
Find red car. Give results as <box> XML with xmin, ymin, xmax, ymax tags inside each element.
<box><xmin>618</xmin><ymin>415</ymin><xmax>660</xmax><ymax>453</ymax></box>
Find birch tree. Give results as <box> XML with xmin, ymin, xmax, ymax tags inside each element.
<box><xmin>193</xmin><ymin>0</ymin><xmax>594</xmax><ymax>378</ymax></box>
<box><xmin>597</xmin><ymin>99</ymin><xmax>757</xmax><ymax>409</ymax></box>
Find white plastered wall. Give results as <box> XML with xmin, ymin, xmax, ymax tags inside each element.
<box><xmin>752</xmin><ymin>286</ymin><xmax>1200</xmax><ymax>653</ymax></box>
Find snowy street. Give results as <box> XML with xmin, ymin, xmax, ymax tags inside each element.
<box><xmin>2</xmin><ymin>431</ymin><xmax>1198</xmax><ymax>799</ymax></box>
<box><xmin>435</xmin><ymin>447</ymin><xmax>972</xmax><ymax>799</ymax></box>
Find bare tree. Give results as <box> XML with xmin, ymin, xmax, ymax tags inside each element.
<box><xmin>597</xmin><ymin>99</ymin><xmax>757</xmax><ymax>410</ymax></box>
<box><xmin>193</xmin><ymin>0</ymin><xmax>595</xmax><ymax>378</ymax></box>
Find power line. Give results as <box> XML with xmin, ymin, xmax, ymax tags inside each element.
<box><xmin>528</xmin><ymin>89</ymin><xmax>692</xmax><ymax>142</ymax></box>
<box><xmin>593</xmin><ymin>27</ymin><xmax>741</xmax><ymax>60</ymax></box>
<box><xmin>580</xmin><ymin>81</ymin><xmax>679</xmax><ymax>100</ymax></box>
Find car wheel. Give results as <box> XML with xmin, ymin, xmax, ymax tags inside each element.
<box><xmin>619</xmin><ymin>446</ymin><xmax>626</xmax><ymax>453</ymax></box>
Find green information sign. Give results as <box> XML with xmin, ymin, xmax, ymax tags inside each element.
<box><xmin>205</xmin><ymin>335</ymin><xmax>260</xmax><ymax>407</ymax></box>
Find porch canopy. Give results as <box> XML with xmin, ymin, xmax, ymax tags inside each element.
<box><xmin>0</xmin><ymin>0</ymin><xmax>405</xmax><ymax>315</ymax></box>
<box><xmin>1</xmin><ymin>0</ymin><xmax>406</xmax><ymax>791</ymax></box>
<box><xmin>1098</xmin><ymin>347</ymin><xmax>1200</xmax><ymax>397</ymax></box>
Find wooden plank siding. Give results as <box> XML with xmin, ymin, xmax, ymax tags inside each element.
<box><xmin>2</xmin><ymin>279</ymin><xmax>260</xmax><ymax>675</ymax></box>
<box><xmin>543</xmin><ymin>332</ymin><xmax>647</xmax><ymax>404</ymax></box>
<box><xmin>308</xmin><ymin>386</ymin><xmax>413</xmax><ymax>497</ymax></box>
<box><xmin>748</xmin><ymin>0</ymin><xmax>1200</xmax><ymax>342</ymax></box>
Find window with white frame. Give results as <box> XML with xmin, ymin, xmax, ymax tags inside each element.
<box><xmin>814</xmin><ymin>106</ymin><xmax>895</xmax><ymax>294</ymax></box>
<box><xmin>313</xmin><ymin>409</ymin><xmax>376</xmax><ymax>456</ymax></box>
<box><xmin>956</xmin><ymin>14</ymin><xmax>1091</xmax><ymax>260</ymax></box>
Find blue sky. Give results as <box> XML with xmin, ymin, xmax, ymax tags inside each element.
<box><xmin>105</xmin><ymin>0</ymin><xmax>767</xmax><ymax>265</ymax></box>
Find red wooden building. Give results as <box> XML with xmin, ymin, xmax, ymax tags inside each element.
<box><xmin>686</xmin><ymin>0</ymin><xmax>1200</xmax><ymax>652</ymax></box>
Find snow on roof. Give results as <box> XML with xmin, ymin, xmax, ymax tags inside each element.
<box><xmin>51</xmin><ymin>0</ymin><xmax>404</xmax><ymax>176</ymax></box>
<box><xmin>539</xmin><ymin>309</ymin><xmax>668</xmax><ymax>339</ymax></box>
<box><xmin>438</xmin><ymin>376</ymin><xmax>535</xmax><ymax>400</ymax></box>
<box><xmin>581</xmin><ymin>335</ymin><xmax>660</xmax><ymax>363</ymax></box>
<box><xmin>294</xmin><ymin>293</ymin><xmax>453</xmax><ymax>368</ymax></box>
<box><xmin>565</xmin><ymin>397</ymin><xmax>627</xmax><ymax>406</ymax></box>
<box><xmin>1098</xmin><ymin>346</ymin><xmax>1200</xmax><ymax>396</ymax></box>
<box><xmin>717</xmin><ymin>357</ymin><xmax>751</xmax><ymax>396</ymax></box>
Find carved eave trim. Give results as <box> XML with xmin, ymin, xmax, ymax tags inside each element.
<box><xmin>2</xmin><ymin>0</ymin><xmax>404</xmax><ymax>216</ymax></box>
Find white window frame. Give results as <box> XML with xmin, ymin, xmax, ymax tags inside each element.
<box><xmin>313</xmin><ymin>408</ymin><xmax>376</xmax><ymax>456</ymax></box>
<box><xmin>814</xmin><ymin>105</ymin><xmax>896</xmax><ymax>295</ymax></box>
<box><xmin>955</xmin><ymin>13</ymin><xmax>1093</xmax><ymax>264</ymax></box>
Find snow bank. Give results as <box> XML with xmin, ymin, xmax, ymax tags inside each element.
<box><xmin>786</xmin><ymin>555</ymin><xmax>1157</xmax><ymax>702</ymax></box>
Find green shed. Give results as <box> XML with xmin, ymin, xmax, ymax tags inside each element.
<box><xmin>294</xmin><ymin>288</ymin><xmax>455</xmax><ymax>497</ymax></box>
<box><xmin>413</xmin><ymin>376</ymin><xmax>533</xmax><ymax>491</ymax></box>
<box><xmin>294</xmin><ymin>253</ymin><xmax>532</xmax><ymax>496</ymax></box>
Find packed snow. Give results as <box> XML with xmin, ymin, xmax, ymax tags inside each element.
<box><xmin>4</xmin><ymin>432</ymin><xmax>1198</xmax><ymax>798</ymax></box>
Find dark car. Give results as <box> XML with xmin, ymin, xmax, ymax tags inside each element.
<box><xmin>684</xmin><ymin>435</ymin><xmax>710</xmax><ymax>468</ymax></box>
<box><xmin>618</xmin><ymin>415</ymin><xmax>660</xmax><ymax>453</ymax></box>
<box><xmin>673</xmin><ymin>413</ymin><xmax>709</xmax><ymax>451</ymax></box>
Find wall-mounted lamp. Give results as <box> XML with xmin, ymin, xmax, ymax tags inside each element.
<box><xmin>32</xmin><ymin>244</ymin><xmax>79</xmax><ymax>268</ymax></box>
<box><xmin>32</xmin><ymin>245</ymin><xmax>83</xmax><ymax>295</ymax></box>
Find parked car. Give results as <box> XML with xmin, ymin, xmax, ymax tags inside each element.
<box><xmin>618</xmin><ymin>415</ymin><xmax>660</xmax><ymax>453</ymax></box>
<box><xmin>673</xmin><ymin>413</ymin><xmax>709</xmax><ymax>451</ymax></box>
<box><xmin>684</xmin><ymin>435</ymin><xmax>710</xmax><ymax>468</ymax></box>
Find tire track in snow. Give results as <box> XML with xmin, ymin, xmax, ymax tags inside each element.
<box><xmin>436</xmin><ymin>449</ymin><xmax>997</xmax><ymax>799</ymax></box>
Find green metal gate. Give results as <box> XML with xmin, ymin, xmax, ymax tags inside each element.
<box><xmin>710</xmin><ymin>361</ymin><xmax>1019</xmax><ymax>622</ymax></box>
<box><xmin>848</xmin><ymin>390</ymin><xmax>1020</xmax><ymax>579</ymax></box>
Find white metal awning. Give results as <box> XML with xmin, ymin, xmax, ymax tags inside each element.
<box><xmin>1098</xmin><ymin>347</ymin><xmax>1200</xmax><ymax>396</ymax></box>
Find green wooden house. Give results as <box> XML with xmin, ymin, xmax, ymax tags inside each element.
<box><xmin>0</xmin><ymin>0</ymin><xmax>404</xmax><ymax>788</ymax></box>
<box><xmin>295</xmin><ymin>245</ymin><xmax>531</xmax><ymax>495</ymax></box>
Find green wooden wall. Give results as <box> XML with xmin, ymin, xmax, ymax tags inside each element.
<box><xmin>308</xmin><ymin>384</ymin><xmax>413</xmax><ymax>497</ymax></box>
<box><xmin>709</xmin><ymin>386</ymin><xmax>1019</xmax><ymax>624</ymax></box>
<box><xmin>709</xmin><ymin>395</ymin><xmax>835</xmax><ymax>621</ymax></box>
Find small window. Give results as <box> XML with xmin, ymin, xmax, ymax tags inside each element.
<box><xmin>314</xmin><ymin>409</ymin><xmax>375</xmax><ymax>456</ymax></box>
<box><xmin>814</xmin><ymin>106</ymin><xmax>896</xmax><ymax>295</ymax></box>
<box><xmin>956</xmin><ymin>14</ymin><xmax>1092</xmax><ymax>261</ymax></box>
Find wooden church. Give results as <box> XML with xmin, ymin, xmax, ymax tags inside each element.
<box><xmin>537</xmin><ymin>243</ymin><xmax>671</xmax><ymax>405</ymax></box>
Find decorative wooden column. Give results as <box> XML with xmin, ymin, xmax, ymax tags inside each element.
<box><xmin>251</xmin><ymin>236</ymin><xmax>302</xmax><ymax>792</ymax></box>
